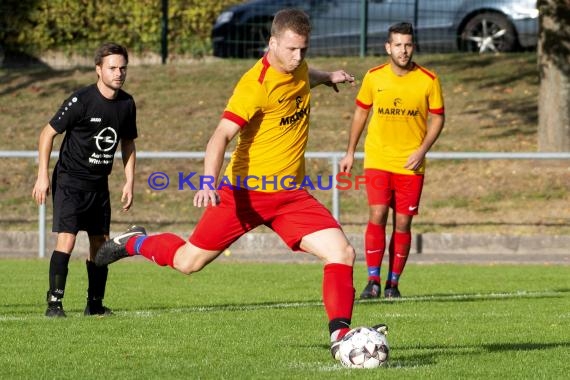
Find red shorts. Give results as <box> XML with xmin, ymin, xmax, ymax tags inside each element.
<box><xmin>364</xmin><ymin>168</ymin><xmax>424</xmax><ymax>215</ymax></box>
<box><xmin>189</xmin><ymin>187</ymin><xmax>341</xmax><ymax>251</ymax></box>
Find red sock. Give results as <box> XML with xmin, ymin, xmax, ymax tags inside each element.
<box><xmin>126</xmin><ymin>233</ymin><xmax>186</xmax><ymax>268</ymax></box>
<box><xmin>365</xmin><ymin>222</ymin><xmax>385</xmax><ymax>282</ymax></box>
<box><xmin>387</xmin><ymin>231</ymin><xmax>395</xmax><ymax>278</ymax></box>
<box><xmin>323</xmin><ymin>263</ymin><xmax>354</xmax><ymax>335</ymax></box>
<box><xmin>389</xmin><ymin>231</ymin><xmax>411</xmax><ymax>285</ymax></box>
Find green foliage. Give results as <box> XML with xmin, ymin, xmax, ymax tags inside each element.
<box><xmin>0</xmin><ymin>0</ymin><xmax>243</xmax><ymax>57</ymax></box>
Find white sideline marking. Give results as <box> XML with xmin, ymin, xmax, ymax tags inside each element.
<box><xmin>0</xmin><ymin>290</ymin><xmax>560</xmax><ymax>320</ymax></box>
<box><xmin>127</xmin><ymin>290</ymin><xmax>558</xmax><ymax>316</ymax></box>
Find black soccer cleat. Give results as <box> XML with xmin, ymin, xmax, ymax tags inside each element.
<box><xmin>84</xmin><ymin>300</ymin><xmax>114</xmax><ymax>316</ymax></box>
<box><xmin>45</xmin><ymin>293</ymin><xmax>66</xmax><ymax>318</ymax></box>
<box><xmin>45</xmin><ymin>302</ymin><xmax>66</xmax><ymax>318</ymax></box>
<box><xmin>360</xmin><ymin>280</ymin><xmax>381</xmax><ymax>299</ymax></box>
<box><xmin>95</xmin><ymin>225</ymin><xmax>147</xmax><ymax>266</ymax></box>
<box><xmin>384</xmin><ymin>286</ymin><xmax>401</xmax><ymax>299</ymax></box>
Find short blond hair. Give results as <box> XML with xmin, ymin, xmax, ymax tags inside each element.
<box><xmin>271</xmin><ymin>9</ymin><xmax>311</xmax><ymax>38</ymax></box>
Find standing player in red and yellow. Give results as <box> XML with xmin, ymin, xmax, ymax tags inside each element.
<box><xmin>340</xmin><ymin>22</ymin><xmax>445</xmax><ymax>299</ymax></box>
<box><xmin>95</xmin><ymin>9</ymin><xmax>383</xmax><ymax>360</ymax></box>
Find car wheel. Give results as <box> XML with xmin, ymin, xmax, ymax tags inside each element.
<box><xmin>460</xmin><ymin>12</ymin><xmax>517</xmax><ymax>53</ymax></box>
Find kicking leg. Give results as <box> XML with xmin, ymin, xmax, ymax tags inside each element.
<box><xmin>300</xmin><ymin>228</ymin><xmax>355</xmax><ymax>358</ymax></box>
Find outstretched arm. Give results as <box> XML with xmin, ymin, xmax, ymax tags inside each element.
<box><xmin>308</xmin><ymin>68</ymin><xmax>355</xmax><ymax>91</ymax></box>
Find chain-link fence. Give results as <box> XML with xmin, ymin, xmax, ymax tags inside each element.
<box><xmin>0</xmin><ymin>0</ymin><xmax>538</xmax><ymax>65</ymax></box>
<box><xmin>212</xmin><ymin>0</ymin><xmax>538</xmax><ymax>58</ymax></box>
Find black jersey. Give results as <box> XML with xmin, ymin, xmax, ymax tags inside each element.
<box><xmin>50</xmin><ymin>84</ymin><xmax>138</xmax><ymax>190</ymax></box>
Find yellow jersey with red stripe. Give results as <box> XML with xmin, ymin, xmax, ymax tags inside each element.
<box><xmin>356</xmin><ymin>62</ymin><xmax>444</xmax><ymax>174</ymax></box>
<box><xmin>222</xmin><ymin>56</ymin><xmax>311</xmax><ymax>192</ymax></box>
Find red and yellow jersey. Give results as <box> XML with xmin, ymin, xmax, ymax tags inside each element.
<box><xmin>222</xmin><ymin>56</ymin><xmax>311</xmax><ymax>192</ymax></box>
<box><xmin>356</xmin><ymin>62</ymin><xmax>444</xmax><ymax>174</ymax></box>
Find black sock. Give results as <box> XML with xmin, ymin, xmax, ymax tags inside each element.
<box><xmin>328</xmin><ymin>318</ymin><xmax>351</xmax><ymax>335</ymax></box>
<box><xmin>48</xmin><ymin>250</ymin><xmax>70</xmax><ymax>300</ymax></box>
<box><xmin>86</xmin><ymin>260</ymin><xmax>108</xmax><ymax>303</ymax></box>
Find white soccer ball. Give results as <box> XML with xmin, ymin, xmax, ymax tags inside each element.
<box><xmin>338</xmin><ymin>326</ymin><xmax>389</xmax><ymax>369</ymax></box>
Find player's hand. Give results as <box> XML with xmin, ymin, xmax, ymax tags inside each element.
<box><xmin>325</xmin><ymin>70</ymin><xmax>355</xmax><ymax>92</ymax></box>
<box><xmin>121</xmin><ymin>185</ymin><xmax>134</xmax><ymax>212</ymax></box>
<box><xmin>339</xmin><ymin>154</ymin><xmax>355</xmax><ymax>173</ymax></box>
<box><xmin>404</xmin><ymin>150</ymin><xmax>426</xmax><ymax>171</ymax></box>
<box><xmin>194</xmin><ymin>188</ymin><xmax>220</xmax><ymax>208</ymax></box>
<box><xmin>31</xmin><ymin>176</ymin><xmax>50</xmax><ymax>206</ymax></box>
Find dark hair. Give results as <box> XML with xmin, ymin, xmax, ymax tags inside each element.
<box><xmin>387</xmin><ymin>22</ymin><xmax>414</xmax><ymax>42</ymax></box>
<box><xmin>94</xmin><ymin>42</ymin><xmax>129</xmax><ymax>66</ymax></box>
<box><xmin>271</xmin><ymin>8</ymin><xmax>311</xmax><ymax>38</ymax></box>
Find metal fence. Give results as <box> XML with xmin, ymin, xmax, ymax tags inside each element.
<box><xmin>1</xmin><ymin>0</ymin><xmax>539</xmax><ymax>65</ymax></box>
<box><xmin>2</xmin><ymin>150</ymin><xmax>569</xmax><ymax>258</ymax></box>
<box><xmin>212</xmin><ymin>0</ymin><xmax>539</xmax><ymax>58</ymax></box>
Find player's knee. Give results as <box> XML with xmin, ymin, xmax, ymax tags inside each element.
<box><xmin>56</xmin><ymin>234</ymin><xmax>76</xmax><ymax>253</ymax></box>
<box><xmin>346</xmin><ymin>244</ymin><xmax>356</xmax><ymax>264</ymax></box>
<box><xmin>336</xmin><ymin>243</ymin><xmax>356</xmax><ymax>266</ymax></box>
<box><xmin>176</xmin><ymin>260</ymin><xmax>204</xmax><ymax>275</ymax></box>
<box><xmin>320</xmin><ymin>240</ymin><xmax>355</xmax><ymax>266</ymax></box>
<box><xmin>174</xmin><ymin>246</ymin><xmax>214</xmax><ymax>275</ymax></box>
<box><xmin>369</xmin><ymin>207</ymin><xmax>389</xmax><ymax>224</ymax></box>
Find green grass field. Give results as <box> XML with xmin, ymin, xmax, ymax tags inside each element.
<box><xmin>1</xmin><ymin>259</ymin><xmax>568</xmax><ymax>379</ymax></box>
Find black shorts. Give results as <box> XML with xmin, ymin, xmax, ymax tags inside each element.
<box><xmin>52</xmin><ymin>183</ymin><xmax>111</xmax><ymax>235</ymax></box>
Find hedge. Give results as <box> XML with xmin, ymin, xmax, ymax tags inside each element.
<box><xmin>0</xmin><ymin>0</ymin><xmax>242</xmax><ymax>57</ymax></box>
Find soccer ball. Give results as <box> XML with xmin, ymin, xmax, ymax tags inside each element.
<box><xmin>338</xmin><ymin>326</ymin><xmax>389</xmax><ymax>369</ymax></box>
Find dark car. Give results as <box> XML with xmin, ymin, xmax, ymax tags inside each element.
<box><xmin>211</xmin><ymin>0</ymin><xmax>538</xmax><ymax>58</ymax></box>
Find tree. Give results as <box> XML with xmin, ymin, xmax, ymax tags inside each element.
<box><xmin>537</xmin><ymin>0</ymin><xmax>570</xmax><ymax>151</ymax></box>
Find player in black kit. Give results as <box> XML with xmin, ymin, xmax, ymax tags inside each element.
<box><xmin>32</xmin><ymin>42</ymin><xmax>138</xmax><ymax>317</ymax></box>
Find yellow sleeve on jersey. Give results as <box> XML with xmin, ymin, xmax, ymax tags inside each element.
<box><xmin>224</xmin><ymin>63</ymin><xmax>269</xmax><ymax>126</ymax></box>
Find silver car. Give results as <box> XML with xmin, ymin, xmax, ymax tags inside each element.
<box><xmin>212</xmin><ymin>0</ymin><xmax>538</xmax><ymax>57</ymax></box>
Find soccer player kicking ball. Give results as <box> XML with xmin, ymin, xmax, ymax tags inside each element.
<box><xmin>96</xmin><ymin>9</ymin><xmax>382</xmax><ymax>360</ymax></box>
<box><xmin>340</xmin><ymin>22</ymin><xmax>445</xmax><ymax>299</ymax></box>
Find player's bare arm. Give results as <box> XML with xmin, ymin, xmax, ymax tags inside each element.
<box><xmin>120</xmin><ymin>138</ymin><xmax>136</xmax><ymax>211</ymax></box>
<box><xmin>339</xmin><ymin>106</ymin><xmax>370</xmax><ymax>173</ymax></box>
<box><xmin>405</xmin><ymin>113</ymin><xmax>445</xmax><ymax>170</ymax></box>
<box><xmin>193</xmin><ymin>119</ymin><xmax>241</xmax><ymax>208</ymax></box>
<box><xmin>32</xmin><ymin>124</ymin><xmax>58</xmax><ymax>205</ymax></box>
<box><xmin>308</xmin><ymin>68</ymin><xmax>355</xmax><ymax>91</ymax></box>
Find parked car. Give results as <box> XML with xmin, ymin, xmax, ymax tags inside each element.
<box><xmin>211</xmin><ymin>0</ymin><xmax>538</xmax><ymax>58</ymax></box>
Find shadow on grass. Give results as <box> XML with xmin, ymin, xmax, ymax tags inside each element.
<box><xmin>389</xmin><ymin>341</ymin><xmax>570</xmax><ymax>368</ymax></box>
<box><xmin>0</xmin><ymin>59</ymin><xmax>92</xmax><ymax>97</ymax></box>
<box><xmin>114</xmin><ymin>289</ymin><xmax>568</xmax><ymax>313</ymax></box>
<box><xmin>4</xmin><ymin>289</ymin><xmax>569</xmax><ymax>317</ymax></box>
<box><xmin>315</xmin><ymin>340</ymin><xmax>569</xmax><ymax>369</ymax></box>
<box><xmin>357</xmin><ymin>290</ymin><xmax>565</xmax><ymax>306</ymax></box>
<box><xmin>484</xmin><ymin>342</ymin><xmax>570</xmax><ymax>352</ymax></box>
